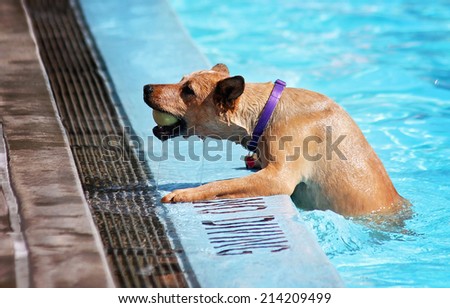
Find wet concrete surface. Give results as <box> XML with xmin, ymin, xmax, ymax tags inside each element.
<box><xmin>0</xmin><ymin>0</ymin><xmax>114</xmax><ymax>287</ymax></box>
<box><xmin>0</xmin><ymin>183</ymin><xmax>15</xmax><ymax>288</ymax></box>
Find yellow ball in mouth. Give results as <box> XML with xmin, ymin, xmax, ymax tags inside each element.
<box><xmin>152</xmin><ymin>110</ymin><xmax>179</xmax><ymax>126</ymax></box>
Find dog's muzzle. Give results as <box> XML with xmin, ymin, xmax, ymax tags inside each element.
<box><xmin>143</xmin><ymin>84</ymin><xmax>187</xmax><ymax>140</ymax></box>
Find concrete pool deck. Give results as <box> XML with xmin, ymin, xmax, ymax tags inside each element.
<box><xmin>0</xmin><ymin>0</ymin><xmax>114</xmax><ymax>287</ymax></box>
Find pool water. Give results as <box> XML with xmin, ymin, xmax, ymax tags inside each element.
<box><xmin>80</xmin><ymin>0</ymin><xmax>450</xmax><ymax>287</ymax></box>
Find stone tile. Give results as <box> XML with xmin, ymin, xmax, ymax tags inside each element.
<box><xmin>0</xmin><ymin>234</ymin><xmax>15</xmax><ymax>288</ymax></box>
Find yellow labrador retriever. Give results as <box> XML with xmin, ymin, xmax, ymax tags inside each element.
<box><xmin>143</xmin><ymin>63</ymin><xmax>407</xmax><ymax>216</ymax></box>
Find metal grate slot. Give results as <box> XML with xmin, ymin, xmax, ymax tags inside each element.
<box><xmin>24</xmin><ymin>0</ymin><xmax>189</xmax><ymax>287</ymax></box>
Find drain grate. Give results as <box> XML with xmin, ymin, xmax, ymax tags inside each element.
<box><xmin>24</xmin><ymin>0</ymin><xmax>189</xmax><ymax>287</ymax></box>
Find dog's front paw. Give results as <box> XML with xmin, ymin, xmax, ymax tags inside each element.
<box><xmin>161</xmin><ymin>192</ymin><xmax>176</xmax><ymax>203</ymax></box>
<box><xmin>161</xmin><ymin>189</ymin><xmax>207</xmax><ymax>203</ymax></box>
<box><xmin>161</xmin><ymin>190</ymin><xmax>188</xmax><ymax>203</ymax></box>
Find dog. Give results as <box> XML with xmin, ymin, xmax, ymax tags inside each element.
<box><xmin>143</xmin><ymin>63</ymin><xmax>408</xmax><ymax>216</ymax></box>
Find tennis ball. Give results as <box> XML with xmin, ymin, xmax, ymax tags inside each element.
<box><xmin>153</xmin><ymin>110</ymin><xmax>179</xmax><ymax>126</ymax></box>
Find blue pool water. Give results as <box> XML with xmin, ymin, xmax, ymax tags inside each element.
<box><xmin>80</xmin><ymin>0</ymin><xmax>450</xmax><ymax>287</ymax></box>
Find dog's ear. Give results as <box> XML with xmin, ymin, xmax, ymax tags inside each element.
<box><xmin>214</xmin><ymin>76</ymin><xmax>245</xmax><ymax>114</ymax></box>
<box><xmin>211</xmin><ymin>63</ymin><xmax>230</xmax><ymax>75</ymax></box>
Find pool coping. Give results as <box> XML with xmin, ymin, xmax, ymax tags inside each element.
<box><xmin>0</xmin><ymin>0</ymin><xmax>114</xmax><ymax>287</ymax></box>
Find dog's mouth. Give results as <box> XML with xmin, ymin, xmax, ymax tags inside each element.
<box><xmin>151</xmin><ymin>109</ymin><xmax>187</xmax><ymax>141</ymax></box>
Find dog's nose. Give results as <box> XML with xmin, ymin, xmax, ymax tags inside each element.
<box><xmin>143</xmin><ymin>85</ymin><xmax>153</xmax><ymax>95</ymax></box>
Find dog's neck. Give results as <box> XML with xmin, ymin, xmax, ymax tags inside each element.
<box><xmin>230</xmin><ymin>82</ymin><xmax>276</xmax><ymax>136</ymax></box>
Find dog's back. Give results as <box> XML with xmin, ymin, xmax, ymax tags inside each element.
<box><xmin>273</xmin><ymin>88</ymin><xmax>406</xmax><ymax>215</ymax></box>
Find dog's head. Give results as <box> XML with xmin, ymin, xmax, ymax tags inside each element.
<box><xmin>143</xmin><ymin>64</ymin><xmax>245</xmax><ymax>140</ymax></box>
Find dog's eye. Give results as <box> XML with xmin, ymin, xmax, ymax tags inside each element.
<box><xmin>182</xmin><ymin>85</ymin><xmax>195</xmax><ymax>97</ymax></box>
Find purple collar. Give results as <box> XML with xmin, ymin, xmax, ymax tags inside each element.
<box><xmin>247</xmin><ymin>79</ymin><xmax>286</xmax><ymax>152</ymax></box>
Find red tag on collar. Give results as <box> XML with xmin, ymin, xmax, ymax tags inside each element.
<box><xmin>244</xmin><ymin>154</ymin><xmax>256</xmax><ymax>169</ymax></box>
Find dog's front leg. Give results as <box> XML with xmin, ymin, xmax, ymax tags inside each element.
<box><xmin>161</xmin><ymin>165</ymin><xmax>297</xmax><ymax>203</ymax></box>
